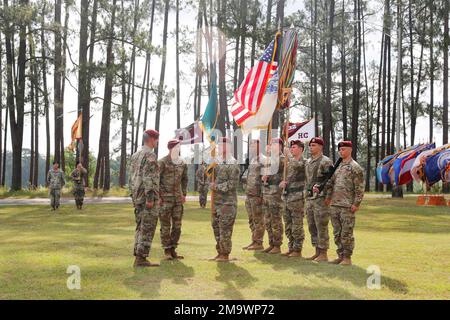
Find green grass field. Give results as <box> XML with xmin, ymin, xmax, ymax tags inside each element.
<box><xmin>0</xmin><ymin>198</ymin><xmax>449</xmax><ymax>300</ymax></box>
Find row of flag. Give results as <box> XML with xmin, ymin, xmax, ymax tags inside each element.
<box><xmin>377</xmin><ymin>143</ymin><xmax>450</xmax><ymax>187</ymax></box>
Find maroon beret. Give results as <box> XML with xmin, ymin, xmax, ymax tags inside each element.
<box><xmin>309</xmin><ymin>137</ymin><xmax>324</xmax><ymax>146</ymax></box>
<box><xmin>271</xmin><ymin>137</ymin><xmax>284</xmax><ymax>146</ymax></box>
<box><xmin>338</xmin><ymin>140</ymin><xmax>353</xmax><ymax>148</ymax></box>
<box><xmin>290</xmin><ymin>140</ymin><xmax>304</xmax><ymax>148</ymax></box>
<box><xmin>167</xmin><ymin>139</ymin><xmax>180</xmax><ymax>149</ymax></box>
<box><xmin>144</xmin><ymin>129</ymin><xmax>159</xmax><ymax>139</ymax></box>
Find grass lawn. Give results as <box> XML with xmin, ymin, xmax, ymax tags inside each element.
<box><xmin>0</xmin><ymin>198</ymin><xmax>449</xmax><ymax>300</ymax></box>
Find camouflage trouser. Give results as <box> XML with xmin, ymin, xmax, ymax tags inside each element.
<box><xmin>134</xmin><ymin>204</ymin><xmax>159</xmax><ymax>258</ymax></box>
<box><xmin>330</xmin><ymin>206</ymin><xmax>355</xmax><ymax>257</ymax></box>
<box><xmin>305</xmin><ymin>198</ymin><xmax>330</xmax><ymax>250</ymax></box>
<box><xmin>198</xmin><ymin>185</ymin><xmax>208</xmax><ymax>208</ymax></box>
<box><xmin>159</xmin><ymin>199</ymin><xmax>184</xmax><ymax>249</ymax></box>
<box><xmin>72</xmin><ymin>184</ymin><xmax>85</xmax><ymax>207</ymax></box>
<box><xmin>262</xmin><ymin>194</ymin><xmax>283</xmax><ymax>247</ymax></box>
<box><xmin>283</xmin><ymin>194</ymin><xmax>305</xmax><ymax>252</ymax></box>
<box><xmin>211</xmin><ymin>202</ymin><xmax>237</xmax><ymax>255</ymax></box>
<box><xmin>49</xmin><ymin>188</ymin><xmax>61</xmax><ymax>208</ymax></box>
<box><xmin>244</xmin><ymin>195</ymin><xmax>265</xmax><ymax>245</ymax></box>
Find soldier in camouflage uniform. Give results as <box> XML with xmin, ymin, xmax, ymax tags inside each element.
<box><xmin>70</xmin><ymin>161</ymin><xmax>87</xmax><ymax>210</ymax></box>
<box><xmin>47</xmin><ymin>161</ymin><xmax>66</xmax><ymax>210</ymax></box>
<box><xmin>129</xmin><ymin>129</ymin><xmax>161</xmax><ymax>268</ymax></box>
<box><xmin>324</xmin><ymin>141</ymin><xmax>364</xmax><ymax>266</ymax></box>
<box><xmin>196</xmin><ymin>162</ymin><xmax>209</xmax><ymax>208</ymax></box>
<box><xmin>261</xmin><ymin>138</ymin><xmax>285</xmax><ymax>254</ymax></box>
<box><xmin>158</xmin><ymin>139</ymin><xmax>188</xmax><ymax>260</ymax></box>
<box><xmin>209</xmin><ymin>137</ymin><xmax>240</xmax><ymax>262</ymax></box>
<box><xmin>242</xmin><ymin>139</ymin><xmax>265</xmax><ymax>251</ymax></box>
<box><xmin>305</xmin><ymin>137</ymin><xmax>333</xmax><ymax>262</ymax></box>
<box><xmin>279</xmin><ymin>140</ymin><xmax>306</xmax><ymax>257</ymax></box>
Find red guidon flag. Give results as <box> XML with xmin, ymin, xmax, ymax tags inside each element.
<box><xmin>286</xmin><ymin>118</ymin><xmax>315</xmax><ymax>142</ymax></box>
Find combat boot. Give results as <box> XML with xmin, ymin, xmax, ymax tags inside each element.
<box><xmin>171</xmin><ymin>248</ymin><xmax>184</xmax><ymax>259</ymax></box>
<box><xmin>262</xmin><ymin>246</ymin><xmax>274</xmax><ymax>253</ymax></box>
<box><xmin>133</xmin><ymin>256</ymin><xmax>159</xmax><ymax>268</ymax></box>
<box><xmin>314</xmin><ymin>249</ymin><xmax>329</xmax><ymax>262</ymax></box>
<box><xmin>247</xmin><ymin>243</ymin><xmax>264</xmax><ymax>251</ymax></box>
<box><xmin>208</xmin><ymin>254</ymin><xmax>221</xmax><ymax>261</ymax></box>
<box><xmin>268</xmin><ymin>246</ymin><xmax>281</xmax><ymax>254</ymax></box>
<box><xmin>242</xmin><ymin>242</ymin><xmax>254</xmax><ymax>250</ymax></box>
<box><xmin>329</xmin><ymin>254</ymin><xmax>344</xmax><ymax>264</ymax></box>
<box><xmin>215</xmin><ymin>254</ymin><xmax>230</xmax><ymax>262</ymax></box>
<box><xmin>305</xmin><ymin>247</ymin><xmax>320</xmax><ymax>260</ymax></box>
<box><xmin>164</xmin><ymin>249</ymin><xmax>174</xmax><ymax>260</ymax></box>
<box><xmin>281</xmin><ymin>249</ymin><xmax>293</xmax><ymax>256</ymax></box>
<box><xmin>288</xmin><ymin>250</ymin><xmax>302</xmax><ymax>258</ymax></box>
<box><xmin>339</xmin><ymin>256</ymin><xmax>352</xmax><ymax>266</ymax></box>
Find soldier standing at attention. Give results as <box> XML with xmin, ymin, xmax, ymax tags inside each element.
<box><xmin>324</xmin><ymin>141</ymin><xmax>364</xmax><ymax>266</ymax></box>
<box><xmin>242</xmin><ymin>139</ymin><xmax>265</xmax><ymax>251</ymax></box>
<box><xmin>196</xmin><ymin>162</ymin><xmax>209</xmax><ymax>208</ymax></box>
<box><xmin>47</xmin><ymin>161</ymin><xmax>65</xmax><ymax>211</ymax></box>
<box><xmin>305</xmin><ymin>137</ymin><xmax>333</xmax><ymax>262</ymax></box>
<box><xmin>71</xmin><ymin>161</ymin><xmax>87</xmax><ymax>210</ymax></box>
<box><xmin>158</xmin><ymin>139</ymin><xmax>188</xmax><ymax>260</ymax></box>
<box><xmin>209</xmin><ymin>137</ymin><xmax>240</xmax><ymax>262</ymax></box>
<box><xmin>129</xmin><ymin>129</ymin><xmax>160</xmax><ymax>268</ymax></box>
<box><xmin>279</xmin><ymin>140</ymin><xmax>306</xmax><ymax>258</ymax></box>
<box><xmin>261</xmin><ymin>138</ymin><xmax>285</xmax><ymax>254</ymax></box>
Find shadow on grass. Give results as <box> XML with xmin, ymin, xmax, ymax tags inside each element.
<box><xmin>253</xmin><ymin>252</ymin><xmax>408</xmax><ymax>295</ymax></box>
<box><xmin>124</xmin><ymin>259</ymin><xmax>195</xmax><ymax>299</ymax></box>
<box><xmin>214</xmin><ymin>261</ymin><xmax>258</xmax><ymax>299</ymax></box>
<box><xmin>262</xmin><ymin>284</ymin><xmax>360</xmax><ymax>300</ymax></box>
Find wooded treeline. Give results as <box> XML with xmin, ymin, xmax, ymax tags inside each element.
<box><xmin>0</xmin><ymin>0</ymin><xmax>448</xmax><ymax>192</ymax></box>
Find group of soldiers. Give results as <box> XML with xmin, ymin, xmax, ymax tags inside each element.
<box><xmin>46</xmin><ymin>161</ymin><xmax>88</xmax><ymax>210</ymax></box>
<box><xmin>129</xmin><ymin>128</ymin><xmax>365</xmax><ymax>268</ymax></box>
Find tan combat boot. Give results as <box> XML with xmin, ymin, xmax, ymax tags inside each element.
<box><xmin>242</xmin><ymin>242</ymin><xmax>255</xmax><ymax>250</ymax></box>
<box><xmin>339</xmin><ymin>256</ymin><xmax>352</xmax><ymax>266</ymax></box>
<box><xmin>262</xmin><ymin>246</ymin><xmax>274</xmax><ymax>253</ymax></box>
<box><xmin>305</xmin><ymin>247</ymin><xmax>320</xmax><ymax>260</ymax></box>
<box><xmin>281</xmin><ymin>250</ymin><xmax>293</xmax><ymax>256</ymax></box>
<box><xmin>288</xmin><ymin>250</ymin><xmax>302</xmax><ymax>258</ymax></box>
<box><xmin>314</xmin><ymin>249</ymin><xmax>329</xmax><ymax>262</ymax></box>
<box><xmin>215</xmin><ymin>254</ymin><xmax>230</xmax><ymax>262</ymax></box>
<box><xmin>268</xmin><ymin>246</ymin><xmax>281</xmax><ymax>254</ymax></box>
<box><xmin>171</xmin><ymin>248</ymin><xmax>184</xmax><ymax>260</ymax></box>
<box><xmin>133</xmin><ymin>256</ymin><xmax>160</xmax><ymax>268</ymax></box>
<box><xmin>329</xmin><ymin>254</ymin><xmax>344</xmax><ymax>264</ymax></box>
<box><xmin>247</xmin><ymin>243</ymin><xmax>264</xmax><ymax>251</ymax></box>
<box><xmin>164</xmin><ymin>249</ymin><xmax>174</xmax><ymax>260</ymax></box>
<box><xmin>208</xmin><ymin>253</ymin><xmax>221</xmax><ymax>261</ymax></box>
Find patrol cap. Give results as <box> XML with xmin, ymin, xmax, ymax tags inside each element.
<box><xmin>167</xmin><ymin>139</ymin><xmax>180</xmax><ymax>149</ymax></box>
<box><xmin>144</xmin><ymin>129</ymin><xmax>160</xmax><ymax>139</ymax></box>
<box><xmin>338</xmin><ymin>140</ymin><xmax>353</xmax><ymax>148</ymax></box>
<box><xmin>290</xmin><ymin>140</ymin><xmax>304</xmax><ymax>149</ymax></box>
<box><xmin>309</xmin><ymin>137</ymin><xmax>324</xmax><ymax>146</ymax></box>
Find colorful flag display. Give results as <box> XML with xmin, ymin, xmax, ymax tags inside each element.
<box><xmin>68</xmin><ymin>113</ymin><xmax>82</xmax><ymax>152</ymax></box>
<box><xmin>200</xmin><ymin>70</ymin><xmax>218</xmax><ymax>142</ymax></box>
<box><xmin>174</xmin><ymin>121</ymin><xmax>203</xmax><ymax>145</ymax></box>
<box><xmin>286</xmin><ymin>118</ymin><xmax>315</xmax><ymax>142</ymax></box>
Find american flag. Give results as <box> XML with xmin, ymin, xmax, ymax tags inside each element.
<box><xmin>231</xmin><ymin>40</ymin><xmax>278</xmax><ymax>126</ymax></box>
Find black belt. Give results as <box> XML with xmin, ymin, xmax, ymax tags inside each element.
<box><xmin>285</xmin><ymin>187</ymin><xmax>304</xmax><ymax>193</ymax></box>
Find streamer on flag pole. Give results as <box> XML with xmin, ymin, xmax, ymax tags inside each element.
<box><xmin>68</xmin><ymin>113</ymin><xmax>82</xmax><ymax>152</ymax></box>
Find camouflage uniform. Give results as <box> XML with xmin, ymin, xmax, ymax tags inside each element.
<box><xmin>47</xmin><ymin>169</ymin><xmax>65</xmax><ymax>209</ymax></box>
<box><xmin>71</xmin><ymin>168</ymin><xmax>87</xmax><ymax>208</ymax></box>
<box><xmin>305</xmin><ymin>154</ymin><xmax>333</xmax><ymax>250</ymax></box>
<box><xmin>158</xmin><ymin>155</ymin><xmax>188</xmax><ymax>250</ymax></box>
<box><xmin>282</xmin><ymin>156</ymin><xmax>306</xmax><ymax>252</ymax></box>
<box><xmin>262</xmin><ymin>153</ymin><xmax>285</xmax><ymax>248</ymax></box>
<box><xmin>129</xmin><ymin>145</ymin><xmax>160</xmax><ymax>258</ymax></box>
<box><xmin>243</xmin><ymin>157</ymin><xmax>265</xmax><ymax>245</ymax></box>
<box><xmin>196</xmin><ymin>164</ymin><xmax>209</xmax><ymax>208</ymax></box>
<box><xmin>326</xmin><ymin>159</ymin><xmax>365</xmax><ymax>258</ymax></box>
<box><xmin>211</xmin><ymin>156</ymin><xmax>240</xmax><ymax>256</ymax></box>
